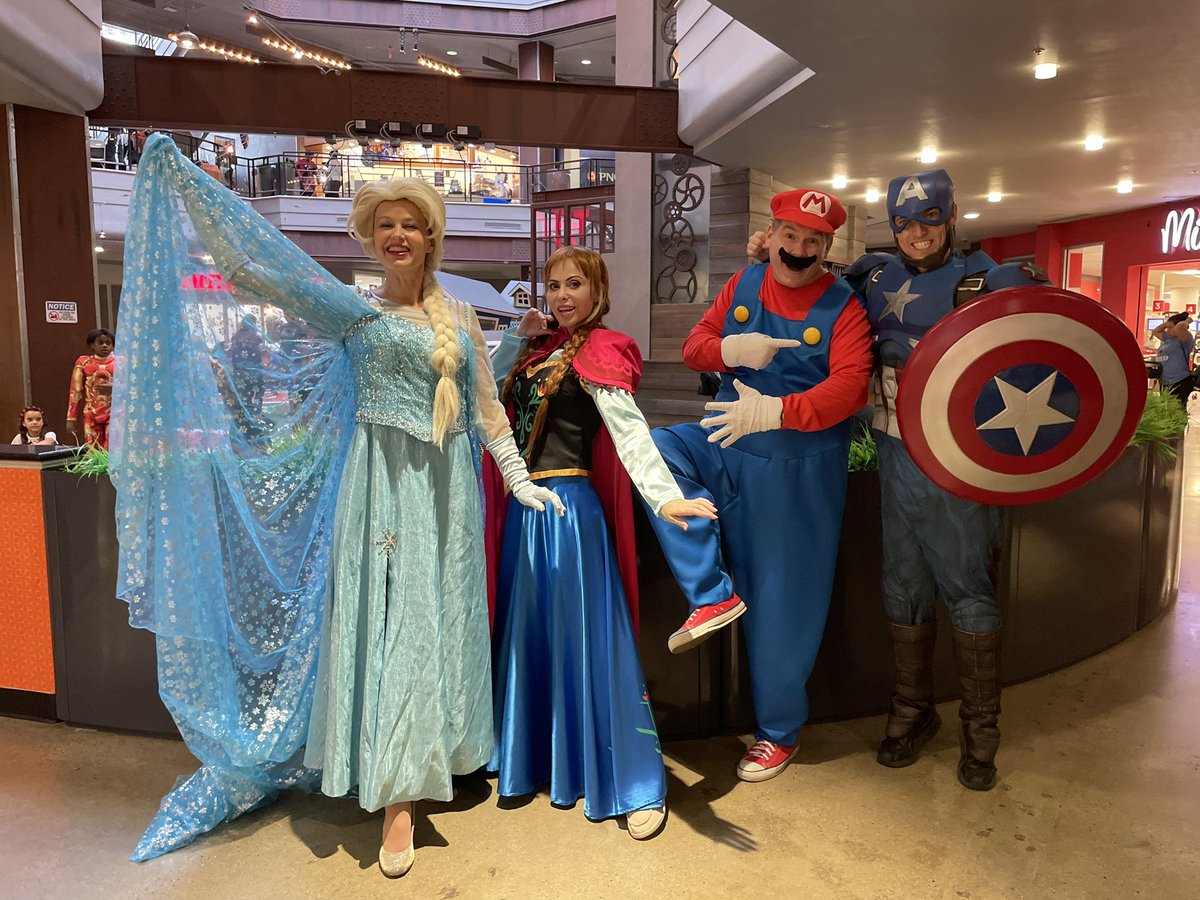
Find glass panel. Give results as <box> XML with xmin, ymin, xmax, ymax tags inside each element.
<box><xmin>1061</xmin><ymin>243</ymin><xmax>1103</xmax><ymax>300</ymax></box>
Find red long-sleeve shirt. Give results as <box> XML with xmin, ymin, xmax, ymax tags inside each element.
<box><xmin>683</xmin><ymin>268</ymin><xmax>873</xmax><ymax>432</ymax></box>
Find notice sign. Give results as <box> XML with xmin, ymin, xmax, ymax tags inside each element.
<box><xmin>46</xmin><ymin>301</ymin><xmax>78</xmax><ymax>323</ymax></box>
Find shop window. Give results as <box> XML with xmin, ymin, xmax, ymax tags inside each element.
<box><xmin>1062</xmin><ymin>243</ymin><xmax>1103</xmax><ymax>301</ymax></box>
<box><xmin>1143</xmin><ymin>261</ymin><xmax>1200</xmax><ymax>345</ymax></box>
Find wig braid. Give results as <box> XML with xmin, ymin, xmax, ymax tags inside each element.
<box><xmin>423</xmin><ymin>276</ymin><xmax>463</xmax><ymax>447</ymax></box>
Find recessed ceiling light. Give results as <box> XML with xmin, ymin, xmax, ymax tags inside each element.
<box><xmin>1117</xmin><ymin>178</ymin><xmax>1133</xmax><ymax>193</ymax></box>
<box><xmin>1034</xmin><ymin>62</ymin><xmax>1058</xmax><ymax>79</ymax></box>
<box><xmin>831</xmin><ymin>174</ymin><xmax>848</xmax><ymax>189</ymax></box>
<box><xmin>987</xmin><ymin>191</ymin><xmax>1002</xmax><ymax>203</ymax></box>
<box><xmin>580</xmin><ymin>58</ymin><xmax>592</xmax><ymax>65</ymax></box>
<box><xmin>446</xmin><ymin>50</ymin><xmax>458</xmax><ymax>56</ymax></box>
<box><xmin>1178</xmin><ymin>269</ymin><xmax>1200</xmax><ymax>275</ymax></box>
<box><xmin>962</xmin><ymin>212</ymin><xmax>981</xmax><ymax>219</ymax></box>
<box><xmin>865</xmin><ymin>188</ymin><xmax>880</xmax><ymax>203</ymax></box>
<box><xmin>1084</xmin><ymin>134</ymin><xmax>1104</xmax><ymax>151</ymax></box>
<box><xmin>919</xmin><ymin>147</ymin><xmax>938</xmax><ymax>164</ymax></box>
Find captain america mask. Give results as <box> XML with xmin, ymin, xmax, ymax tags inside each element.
<box><xmin>887</xmin><ymin>169</ymin><xmax>957</xmax><ymax>269</ymax></box>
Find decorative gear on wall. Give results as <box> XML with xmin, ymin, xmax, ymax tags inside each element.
<box><xmin>670</xmin><ymin>154</ymin><xmax>692</xmax><ymax>176</ymax></box>
<box><xmin>655</xmin><ymin>265</ymin><xmax>699</xmax><ymax>304</ymax></box>
<box><xmin>653</xmin><ymin>173</ymin><xmax>670</xmax><ymax>206</ymax></box>
<box><xmin>673</xmin><ymin>174</ymin><xmax>705</xmax><ymax>211</ymax></box>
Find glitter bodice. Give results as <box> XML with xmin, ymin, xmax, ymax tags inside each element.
<box><xmin>344</xmin><ymin>311</ymin><xmax>473</xmax><ymax>443</ymax></box>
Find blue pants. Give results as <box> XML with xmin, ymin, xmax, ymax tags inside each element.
<box><xmin>876</xmin><ymin>432</ymin><xmax>1001</xmax><ymax>633</ymax></box>
<box><xmin>648</xmin><ymin>423</ymin><xmax>848</xmax><ymax>746</ymax></box>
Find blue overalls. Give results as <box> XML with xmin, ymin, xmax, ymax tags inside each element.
<box><xmin>649</xmin><ymin>264</ymin><xmax>855</xmax><ymax>745</ymax></box>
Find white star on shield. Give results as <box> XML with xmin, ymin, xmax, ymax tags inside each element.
<box><xmin>977</xmin><ymin>371</ymin><xmax>1075</xmax><ymax>455</ymax></box>
<box><xmin>881</xmin><ymin>279</ymin><xmax>921</xmax><ymax>323</ymax></box>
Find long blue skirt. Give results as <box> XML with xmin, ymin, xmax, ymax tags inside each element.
<box><xmin>489</xmin><ymin>475</ymin><xmax>666</xmax><ymax>820</ymax></box>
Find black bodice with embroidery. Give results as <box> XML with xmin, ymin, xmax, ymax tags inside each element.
<box><xmin>511</xmin><ymin>361</ymin><xmax>601</xmax><ymax>473</ymax></box>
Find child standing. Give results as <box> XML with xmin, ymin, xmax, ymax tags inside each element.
<box><xmin>66</xmin><ymin>328</ymin><xmax>116</xmax><ymax>449</ymax></box>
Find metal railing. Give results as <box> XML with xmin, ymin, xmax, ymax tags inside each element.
<box><xmin>88</xmin><ymin>129</ymin><xmax>618</xmax><ymax>203</ymax></box>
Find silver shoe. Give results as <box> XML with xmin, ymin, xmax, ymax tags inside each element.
<box><xmin>378</xmin><ymin>824</ymin><xmax>415</xmax><ymax>878</ymax></box>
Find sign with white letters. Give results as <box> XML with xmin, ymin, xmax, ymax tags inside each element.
<box><xmin>1161</xmin><ymin>207</ymin><xmax>1200</xmax><ymax>254</ymax></box>
<box><xmin>45</xmin><ymin>301</ymin><xmax>78</xmax><ymax>323</ymax></box>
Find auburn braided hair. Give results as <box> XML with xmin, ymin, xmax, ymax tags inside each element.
<box><xmin>502</xmin><ymin>246</ymin><xmax>612</xmax><ymax>461</ymax></box>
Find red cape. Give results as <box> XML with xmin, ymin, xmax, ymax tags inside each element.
<box><xmin>484</xmin><ymin>328</ymin><xmax>643</xmax><ymax>637</ymax></box>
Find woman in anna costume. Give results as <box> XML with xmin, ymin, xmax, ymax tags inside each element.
<box><xmin>488</xmin><ymin>246</ymin><xmax>716</xmax><ymax>839</ymax></box>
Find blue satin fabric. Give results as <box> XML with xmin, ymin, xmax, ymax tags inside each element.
<box><xmin>489</xmin><ymin>476</ymin><xmax>666</xmax><ymax>820</ymax></box>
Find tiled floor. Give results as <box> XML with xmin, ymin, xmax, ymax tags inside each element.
<box><xmin>4</xmin><ymin>441</ymin><xmax>1199</xmax><ymax>899</ymax></box>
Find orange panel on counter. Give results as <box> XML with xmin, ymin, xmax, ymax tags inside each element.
<box><xmin>0</xmin><ymin>467</ymin><xmax>55</xmax><ymax>693</ymax></box>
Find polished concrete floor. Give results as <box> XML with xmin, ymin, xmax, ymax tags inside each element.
<box><xmin>5</xmin><ymin>445</ymin><xmax>1200</xmax><ymax>899</ymax></box>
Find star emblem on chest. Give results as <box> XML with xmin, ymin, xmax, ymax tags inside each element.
<box><xmin>881</xmin><ymin>279</ymin><xmax>922</xmax><ymax>323</ymax></box>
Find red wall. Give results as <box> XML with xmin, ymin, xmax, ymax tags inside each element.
<box><xmin>978</xmin><ymin>197</ymin><xmax>1200</xmax><ymax>332</ymax></box>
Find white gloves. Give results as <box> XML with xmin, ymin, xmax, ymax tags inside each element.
<box><xmin>487</xmin><ymin>433</ymin><xmax>566</xmax><ymax>515</ymax></box>
<box><xmin>701</xmin><ymin>379</ymin><xmax>783</xmax><ymax>448</ymax></box>
<box><xmin>720</xmin><ymin>332</ymin><xmax>801</xmax><ymax>369</ymax></box>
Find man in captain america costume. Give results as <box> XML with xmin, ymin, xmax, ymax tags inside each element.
<box><xmin>844</xmin><ymin>168</ymin><xmax>1049</xmax><ymax>792</ymax></box>
<box><xmin>648</xmin><ymin>188</ymin><xmax>873</xmax><ymax>784</ymax></box>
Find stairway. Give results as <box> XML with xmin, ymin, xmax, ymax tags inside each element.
<box><xmin>637</xmin><ymin>303</ymin><xmax>713</xmax><ymax>429</ymax></box>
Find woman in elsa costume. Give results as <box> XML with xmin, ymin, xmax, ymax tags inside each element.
<box><xmin>488</xmin><ymin>246</ymin><xmax>717</xmax><ymax>839</ymax></box>
<box><xmin>109</xmin><ymin>134</ymin><xmax>561</xmax><ymax>875</ymax></box>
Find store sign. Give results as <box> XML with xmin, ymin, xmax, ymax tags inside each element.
<box><xmin>1161</xmin><ymin>206</ymin><xmax>1200</xmax><ymax>254</ymax></box>
<box><xmin>45</xmin><ymin>301</ymin><xmax>77</xmax><ymax>323</ymax></box>
<box><xmin>182</xmin><ymin>273</ymin><xmax>230</xmax><ymax>291</ymax></box>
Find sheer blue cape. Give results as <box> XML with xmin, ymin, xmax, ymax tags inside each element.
<box><xmin>110</xmin><ymin>134</ymin><xmax>372</xmax><ymax>860</ymax></box>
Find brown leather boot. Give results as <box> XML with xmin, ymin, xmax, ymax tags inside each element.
<box><xmin>877</xmin><ymin>619</ymin><xmax>941</xmax><ymax>768</ymax></box>
<box><xmin>951</xmin><ymin>627</ymin><xmax>1001</xmax><ymax>791</ymax></box>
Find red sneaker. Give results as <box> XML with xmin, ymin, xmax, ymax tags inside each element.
<box><xmin>667</xmin><ymin>595</ymin><xmax>746</xmax><ymax>654</ymax></box>
<box><xmin>736</xmin><ymin>739</ymin><xmax>798</xmax><ymax>783</ymax></box>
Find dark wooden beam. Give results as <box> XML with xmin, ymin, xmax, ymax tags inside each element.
<box><xmin>91</xmin><ymin>54</ymin><xmax>689</xmax><ymax>154</ymax></box>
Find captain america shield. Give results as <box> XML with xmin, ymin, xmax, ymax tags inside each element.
<box><xmin>895</xmin><ymin>286</ymin><xmax>1146</xmax><ymax>505</ymax></box>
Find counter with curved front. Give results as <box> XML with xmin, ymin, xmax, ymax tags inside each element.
<box><xmin>637</xmin><ymin>439</ymin><xmax>1185</xmax><ymax>739</ymax></box>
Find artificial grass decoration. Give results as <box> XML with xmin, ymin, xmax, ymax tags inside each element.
<box><xmin>1129</xmin><ymin>390</ymin><xmax>1188</xmax><ymax>460</ymax></box>
<box><xmin>64</xmin><ymin>444</ymin><xmax>110</xmax><ymax>477</ymax></box>
<box><xmin>848</xmin><ymin>423</ymin><xmax>878</xmax><ymax>472</ymax></box>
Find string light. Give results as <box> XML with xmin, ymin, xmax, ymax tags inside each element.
<box><xmin>260</xmin><ymin>36</ymin><xmax>351</xmax><ymax>70</ymax></box>
<box><xmin>417</xmin><ymin>54</ymin><xmax>461</xmax><ymax>77</ymax></box>
<box><xmin>170</xmin><ymin>34</ymin><xmax>261</xmax><ymax>63</ymax></box>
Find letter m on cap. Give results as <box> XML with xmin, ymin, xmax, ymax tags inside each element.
<box><xmin>896</xmin><ymin>177</ymin><xmax>928</xmax><ymax>203</ymax></box>
<box><xmin>800</xmin><ymin>191</ymin><xmax>830</xmax><ymax>215</ymax></box>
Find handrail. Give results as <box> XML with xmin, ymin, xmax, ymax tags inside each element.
<box><xmin>87</xmin><ymin>129</ymin><xmax>617</xmax><ymax>202</ymax></box>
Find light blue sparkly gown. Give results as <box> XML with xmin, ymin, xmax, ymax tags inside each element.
<box><xmin>110</xmin><ymin>134</ymin><xmax>499</xmax><ymax>859</ymax></box>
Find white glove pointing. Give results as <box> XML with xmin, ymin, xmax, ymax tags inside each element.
<box><xmin>486</xmin><ymin>433</ymin><xmax>566</xmax><ymax>515</ymax></box>
<box><xmin>720</xmin><ymin>332</ymin><xmax>802</xmax><ymax>370</ymax></box>
<box><xmin>700</xmin><ymin>379</ymin><xmax>784</xmax><ymax>448</ymax></box>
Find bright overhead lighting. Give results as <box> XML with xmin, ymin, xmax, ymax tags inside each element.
<box><xmin>175</xmin><ymin>29</ymin><xmax>198</xmax><ymax>50</ymax></box>
<box><xmin>580</xmin><ymin>58</ymin><xmax>592</xmax><ymax>65</ymax></box>
<box><xmin>417</xmin><ymin>54</ymin><xmax>461</xmax><ymax>77</ymax></box>
<box><xmin>1034</xmin><ymin>62</ymin><xmax>1058</xmax><ymax>80</ymax></box>
<box><xmin>1084</xmin><ymin>134</ymin><xmax>1105</xmax><ymax>151</ymax></box>
<box><xmin>831</xmin><ymin>174</ymin><xmax>848</xmax><ymax>189</ymax></box>
<box><xmin>962</xmin><ymin>212</ymin><xmax>981</xmax><ymax>219</ymax></box>
<box><xmin>94</xmin><ymin>245</ymin><xmax>104</xmax><ymax>253</ymax></box>
<box><xmin>247</xmin><ymin>14</ymin><xmax>258</xmax><ymax>25</ymax></box>
<box><xmin>865</xmin><ymin>188</ymin><xmax>880</xmax><ymax>203</ymax></box>
<box><xmin>1117</xmin><ymin>178</ymin><xmax>1133</xmax><ymax>193</ymax></box>
<box><xmin>987</xmin><ymin>191</ymin><xmax>1002</xmax><ymax>203</ymax></box>
<box><xmin>1177</xmin><ymin>269</ymin><xmax>1200</xmax><ymax>275</ymax></box>
<box><xmin>919</xmin><ymin>147</ymin><xmax>938</xmax><ymax>164</ymax></box>
<box><xmin>445</xmin><ymin>50</ymin><xmax>458</xmax><ymax>56</ymax></box>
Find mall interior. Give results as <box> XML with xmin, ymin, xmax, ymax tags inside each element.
<box><xmin>2</xmin><ymin>1</ymin><xmax>1199</xmax><ymax>897</ymax></box>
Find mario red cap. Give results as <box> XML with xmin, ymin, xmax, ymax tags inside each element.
<box><xmin>770</xmin><ymin>189</ymin><xmax>847</xmax><ymax>234</ymax></box>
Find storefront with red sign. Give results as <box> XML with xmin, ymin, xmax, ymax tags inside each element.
<box><xmin>980</xmin><ymin>197</ymin><xmax>1200</xmax><ymax>345</ymax></box>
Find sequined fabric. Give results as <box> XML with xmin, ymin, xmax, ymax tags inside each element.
<box><xmin>111</xmin><ymin>134</ymin><xmax>490</xmax><ymax>860</ymax></box>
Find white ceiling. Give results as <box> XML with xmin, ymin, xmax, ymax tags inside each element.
<box><xmin>702</xmin><ymin>0</ymin><xmax>1200</xmax><ymax>244</ymax></box>
<box><xmin>100</xmin><ymin>0</ymin><xmax>616</xmax><ymax>81</ymax></box>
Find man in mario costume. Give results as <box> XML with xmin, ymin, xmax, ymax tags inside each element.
<box><xmin>647</xmin><ymin>188</ymin><xmax>873</xmax><ymax>783</ymax></box>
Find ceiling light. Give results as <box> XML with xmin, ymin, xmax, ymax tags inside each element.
<box><xmin>417</xmin><ymin>54</ymin><xmax>461</xmax><ymax>77</ymax></box>
<box><xmin>446</xmin><ymin>50</ymin><xmax>458</xmax><ymax>56</ymax></box>
<box><xmin>1177</xmin><ymin>269</ymin><xmax>1200</xmax><ymax>275</ymax></box>
<box><xmin>1117</xmin><ymin>178</ymin><xmax>1133</xmax><ymax>194</ymax></box>
<box><xmin>1084</xmin><ymin>134</ymin><xmax>1105</xmax><ymax>151</ymax></box>
<box><xmin>247</xmin><ymin>14</ymin><xmax>258</xmax><ymax>25</ymax></box>
<box><xmin>175</xmin><ymin>29</ymin><xmax>198</xmax><ymax>50</ymax></box>
<box><xmin>1032</xmin><ymin>46</ymin><xmax>1058</xmax><ymax>80</ymax></box>
<box><xmin>962</xmin><ymin>212</ymin><xmax>981</xmax><ymax>219</ymax></box>
<box><xmin>94</xmin><ymin>245</ymin><xmax>104</xmax><ymax>253</ymax></box>
<box><xmin>261</xmin><ymin>36</ymin><xmax>351</xmax><ymax>70</ymax></box>
<box><xmin>865</xmin><ymin>188</ymin><xmax>880</xmax><ymax>203</ymax></box>
<box><xmin>919</xmin><ymin>147</ymin><xmax>938</xmax><ymax>164</ymax></box>
<box><xmin>173</xmin><ymin>35</ymin><xmax>262</xmax><ymax>63</ymax></box>
<box><xmin>987</xmin><ymin>191</ymin><xmax>1002</xmax><ymax>203</ymax></box>
<box><xmin>581</xmin><ymin>58</ymin><xmax>593</xmax><ymax>65</ymax></box>
<box><xmin>831</xmin><ymin>174</ymin><xmax>848</xmax><ymax>189</ymax></box>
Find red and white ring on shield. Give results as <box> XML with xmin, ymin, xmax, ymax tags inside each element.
<box><xmin>896</xmin><ymin>286</ymin><xmax>1147</xmax><ymax>505</ymax></box>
